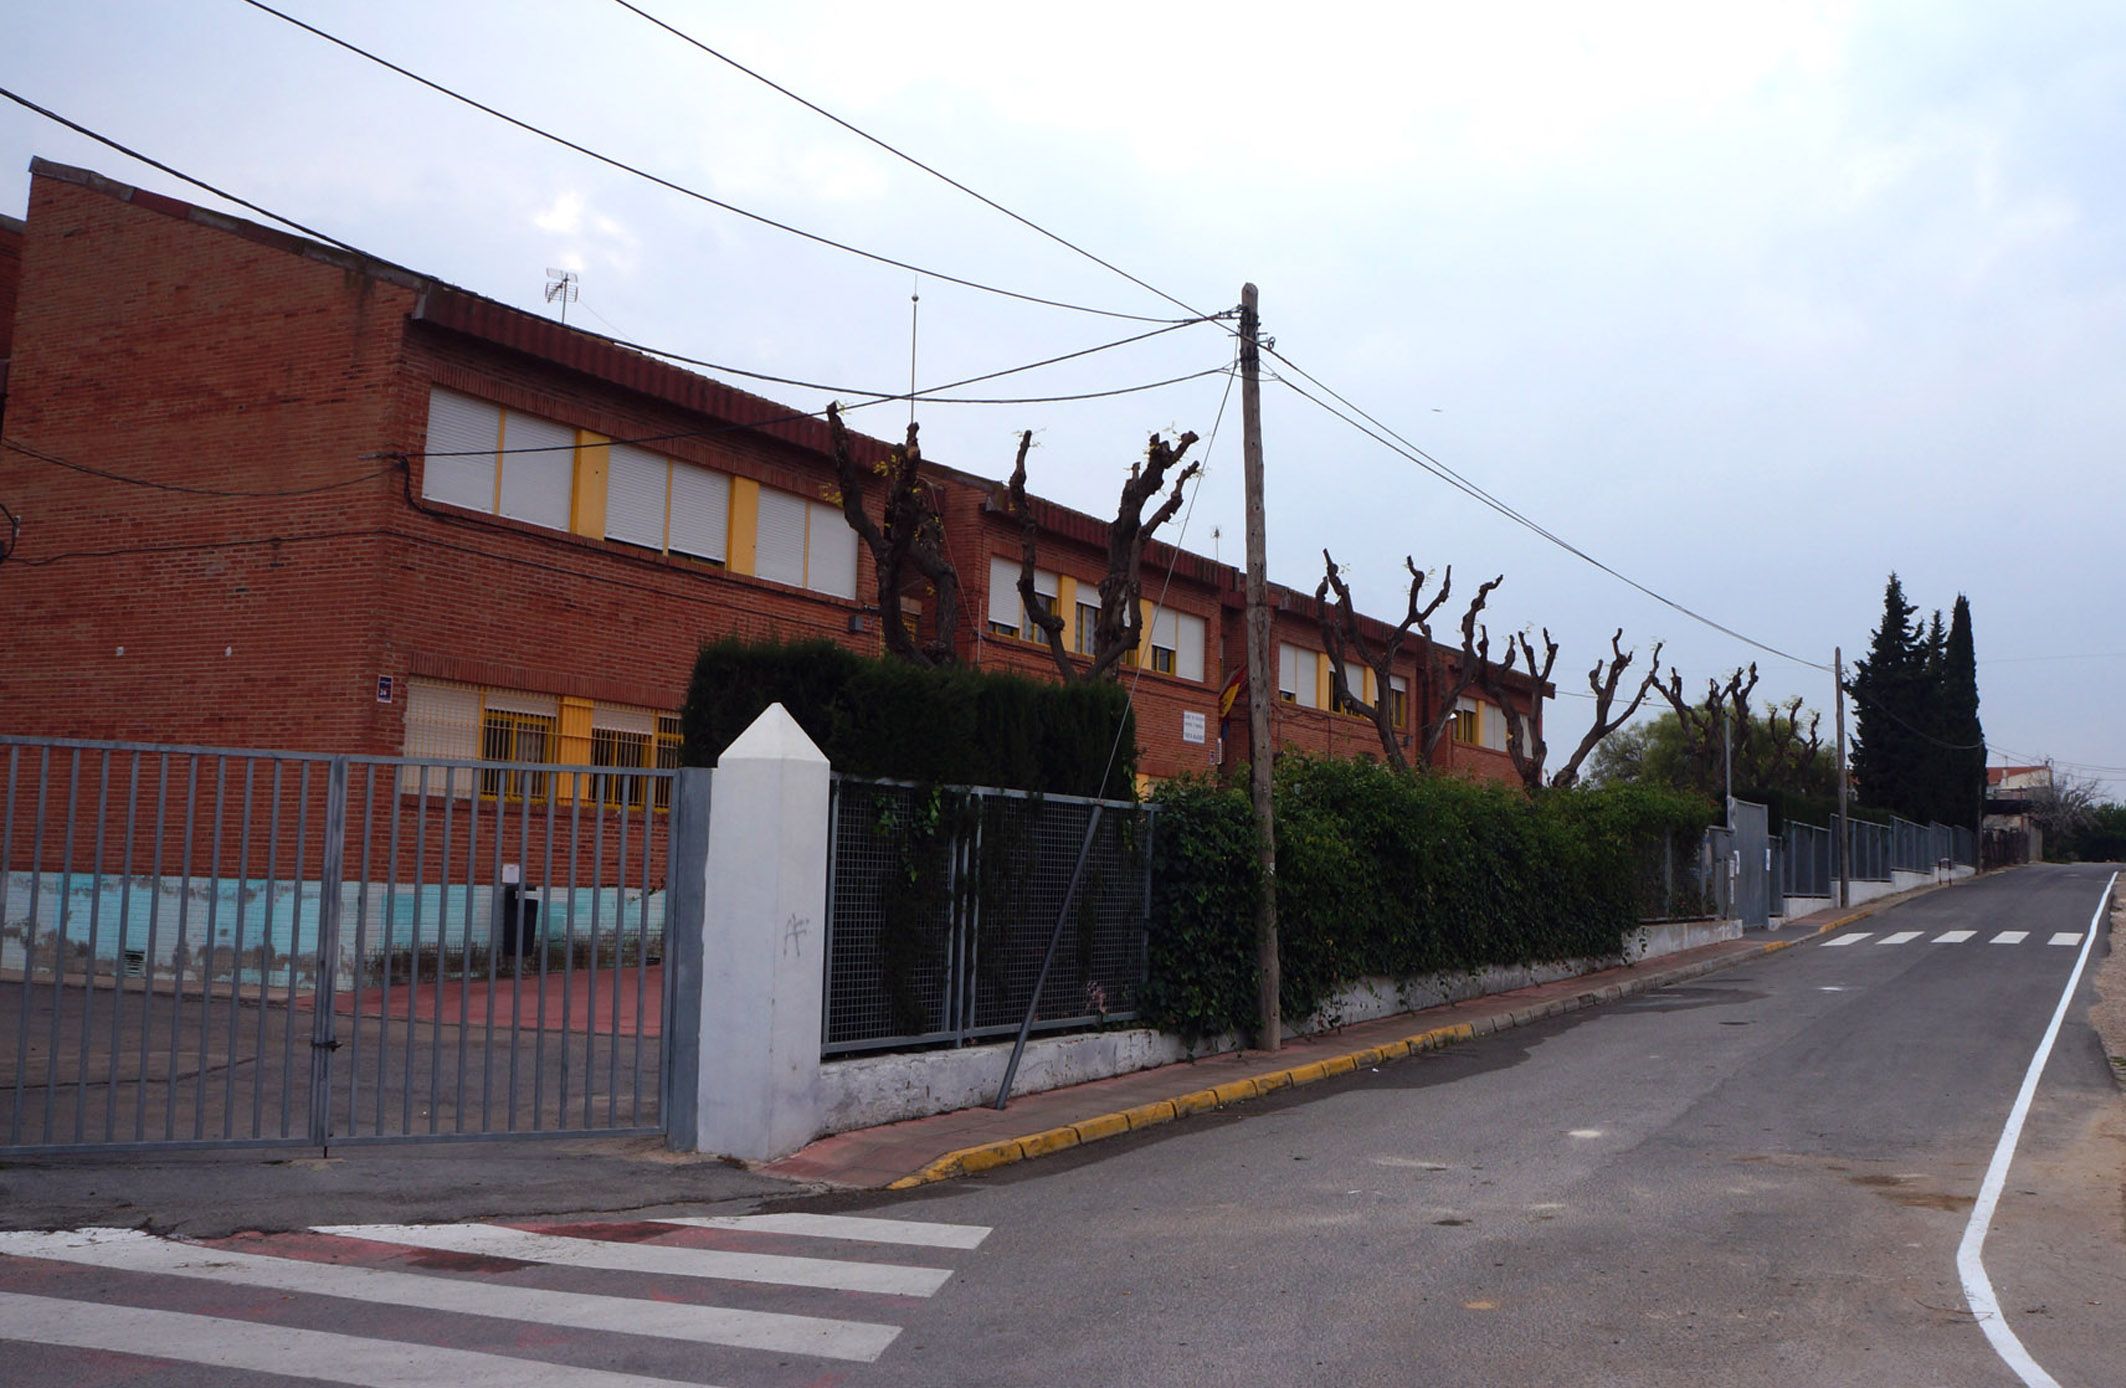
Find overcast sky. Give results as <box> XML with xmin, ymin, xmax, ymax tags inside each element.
<box><xmin>6</xmin><ymin>1</ymin><xmax>2122</xmax><ymax>799</ymax></box>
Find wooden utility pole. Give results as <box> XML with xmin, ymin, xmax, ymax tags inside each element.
<box><xmin>1240</xmin><ymin>283</ymin><xmax>1279</xmax><ymax>1051</ymax></box>
<box><xmin>1835</xmin><ymin>646</ymin><xmax>1849</xmax><ymax>908</ymax></box>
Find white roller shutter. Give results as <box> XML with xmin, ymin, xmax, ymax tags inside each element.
<box><xmin>591</xmin><ymin>703</ymin><xmax>655</xmax><ymax>735</ymax></box>
<box><xmin>604</xmin><ymin>443</ymin><xmax>668</xmax><ymax>550</ymax></box>
<box><xmin>482</xmin><ymin>690</ymin><xmax>559</xmax><ymax>716</ymax></box>
<box><xmin>807</xmin><ymin>501</ymin><xmax>857</xmax><ymax>599</ymax></box>
<box><xmin>1344</xmin><ymin>661</ymin><xmax>1366</xmax><ymax>706</ymax></box>
<box><xmin>1175</xmin><ymin>612</ymin><xmax>1206</xmax><ymax>682</ymax></box>
<box><xmin>667</xmin><ymin>462</ymin><xmax>729</xmax><ymax>561</ymax></box>
<box><xmin>422</xmin><ymin>388</ymin><xmax>499</xmax><ymax>512</ymax></box>
<box><xmin>497</xmin><ymin>411</ymin><xmax>575</xmax><ymax>532</ymax></box>
<box><xmin>988</xmin><ymin>556</ymin><xmax>1022</xmax><ymax>632</ymax></box>
<box><xmin>754</xmin><ymin>487</ymin><xmax>808</xmax><ymax>587</ymax></box>
<box><xmin>1278</xmin><ymin>643</ymin><xmax>1300</xmax><ymax>701</ymax></box>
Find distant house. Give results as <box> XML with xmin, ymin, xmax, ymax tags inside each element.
<box><xmin>1984</xmin><ymin>764</ymin><xmax>2051</xmax><ymax>860</ymax></box>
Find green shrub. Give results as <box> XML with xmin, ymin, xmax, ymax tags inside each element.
<box><xmin>680</xmin><ymin>639</ymin><xmax>1136</xmax><ymax>797</ymax></box>
<box><xmin>1144</xmin><ymin>757</ymin><xmax>1713</xmax><ymax>1042</ymax></box>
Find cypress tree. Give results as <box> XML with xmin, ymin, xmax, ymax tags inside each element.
<box><xmin>1849</xmin><ymin>574</ymin><xmax>1923</xmax><ymax>817</ymax></box>
<box><xmin>1941</xmin><ymin>596</ymin><xmax>1984</xmax><ymax>828</ymax></box>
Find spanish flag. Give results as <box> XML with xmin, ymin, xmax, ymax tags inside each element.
<box><xmin>1217</xmin><ymin>666</ymin><xmax>1245</xmax><ymax>718</ymax></box>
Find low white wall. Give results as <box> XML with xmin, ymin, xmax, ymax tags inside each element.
<box><xmin>817</xmin><ymin>915</ymin><xmax>1742</xmax><ymax>1136</ymax></box>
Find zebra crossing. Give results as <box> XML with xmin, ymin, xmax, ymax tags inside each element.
<box><xmin>1819</xmin><ymin>929</ymin><xmax>2084</xmax><ymax>947</ymax></box>
<box><xmin>0</xmin><ymin>1210</ymin><xmax>991</xmax><ymax>1385</ymax></box>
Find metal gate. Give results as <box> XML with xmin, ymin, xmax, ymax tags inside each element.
<box><xmin>1</xmin><ymin>737</ymin><xmax>674</xmax><ymax>1154</ymax></box>
<box><xmin>1730</xmin><ymin>798</ymin><xmax>1771</xmax><ymax>928</ymax></box>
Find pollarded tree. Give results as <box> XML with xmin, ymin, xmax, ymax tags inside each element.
<box><xmin>1315</xmin><ymin>550</ymin><xmax>1451</xmax><ymax>772</ymax></box>
<box><xmin>827</xmin><ymin>404</ymin><xmax>960</xmax><ymax>667</ymax></box>
<box><xmin>1482</xmin><ymin>629</ymin><xmax>1663</xmax><ymax>791</ymax></box>
<box><xmin>1004</xmin><ymin>428</ymin><xmax>1200</xmax><ymax>683</ymax></box>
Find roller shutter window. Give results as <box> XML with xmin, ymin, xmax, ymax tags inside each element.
<box><xmin>807</xmin><ymin>501</ymin><xmax>858</xmax><ymax>599</ymax></box>
<box><xmin>422</xmin><ymin>388</ymin><xmax>500</xmax><ymax>512</ymax></box>
<box><xmin>1341</xmin><ymin>661</ymin><xmax>1367</xmax><ymax>711</ymax></box>
<box><xmin>987</xmin><ymin>556</ymin><xmax>1022</xmax><ymax>635</ymax></box>
<box><xmin>1278</xmin><ymin>643</ymin><xmax>1300</xmax><ymax>703</ymax></box>
<box><xmin>497</xmin><ymin>411</ymin><xmax>575</xmax><ymax>532</ymax></box>
<box><xmin>1174</xmin><ymin>612</ymin><xmax>1206</xmax><ymax>682</ymax></box>
<box><xmin>1389</xmin><ymin>674</ymin><xmax>1410</xmax><ymax>729</ymax></box>
<box><xmin>668</xmin><ymin>462</ymin><xmax>730</xmax><ymax>562</ymax></box>
<box><xmin>400</xmin><ymin>677</ymin><xmax>482</xmax><ymax>795</ymax></box>
<box><xmin>754</xmin><ymin>487</ymin><xmax>808</xmax><ymax>587</ymax></box>
<box><xmin>604</xmin><ymin>443</ymin><xmax>669</xmax><ymax>550</ymax></box>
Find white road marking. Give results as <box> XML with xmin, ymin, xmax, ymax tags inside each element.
<box><xmin>0</xmin><ymin>1227</ymin><xmax>900</xmax><ymax>1362</ymax></box>
<box><xmin>653</xmin><ymin>1213</ymin><xmax>991</xmax><ymax>1250</ymax></box>
<box><xmin>1957</xmin><ymin>870</ymin><xmax>2117</xmax><ymax>1388</ymax></box>
<box><xmin>1566</xmin><ymin>1129</ymin><xmax>1603</xmax><ymax>1139</ymax></box>
<box><xmin>313</xmin><ymin>1222</ymin><xmax>953</xmax><ymax>1297</ymax></box>
<box><xmin>1877</xmin><ymin>931</ymin><xmax>1921</xmax><ymax>945</ymax></box>
<box><xmin>0</xmin><ymin>1289</ymin><xmax>711</xmax><ymax>1388</ymax></box>
<box><xmin>1933</xmin><ymin>930</ymin><xmax>1975</xmax><ymax>944</ymax></box>
<box><xmin>1821</xmin><ymin>933</ymin><xmax>1871</xmax><ymax>947</ymax></box>
<box><xmin>1991</xmin><ymin>931</ymin><xmax>2028</xmax><ymax>944</ymax></box>
<box><xmin>2048</xmin><ymin>932</ymin><xmax>2083</xmax><ymax>946</ymax></box>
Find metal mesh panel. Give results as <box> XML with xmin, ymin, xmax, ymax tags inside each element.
<box><xmin>823</xmin><ymin>777</ymin><xmax>1151</xmax><ymax>1056</ymax></box>
<box><xmin>1782</xmin><ymin>822</ymin><xmax>1833</xmax><ymax>899</ymax></box>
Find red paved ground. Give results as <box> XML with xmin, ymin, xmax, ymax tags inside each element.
<box><xmin>316</xmin><ymin>966</ymin><xmax>663</xmax><ymax>1038</ymax></box>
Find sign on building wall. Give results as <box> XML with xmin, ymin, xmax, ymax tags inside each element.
<box><xmin>1182</xmin><ymin>710</ymin><xmax>1207</xmax><ymax>744</ymax></box>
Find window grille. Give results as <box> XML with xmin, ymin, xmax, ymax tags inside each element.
<box><xmin>480</xmin><ymin>710</ymin><xmax>554</xmax><ymax>801</ymax></box>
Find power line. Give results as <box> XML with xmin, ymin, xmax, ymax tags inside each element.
<box><xmin>412</xmin><ymin>323</ymin><xmax>1228</xmax><ymax>459</ymax></box>
<box><xmin>514</xmin><ymin>313</ymin><xmax>1222</xmax><ymax>420</ymax></box>
<box><xmin>1</xmin><ymin>87</ymin><xmax>370</xmax><ymax>257</ymax></box>
<box><xmin>1266</xmin><ymin>365</ymin><xmax>1832</xmax><ymax>671</ymax></box>
<box><xmin>606</xmin><ymin>0</ymin><xmax>1212</xmax><ymax>324</ymax></box>
<box><xmin>239</xmin><ymin>0</ymin><xmax>1184</xmax><ymax>324</ymax></box>
<box><xmin>3</xmin><ymin>437</ymin><xmax>399</xmax><ymax>497</ymax></box>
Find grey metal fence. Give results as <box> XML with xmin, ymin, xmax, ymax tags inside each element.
<box><xmin>1635</xmin><ymin>830</ymin><xmax>1723</xmax><ymax>921</ymax></box>
<box><xmin>1848</xmin><ymin>819</ymin><xmax>1892</xmax><ymax>882</ymax></box>
<box><xmin>1</xmin><ymin>736</ymin><xmax>673</xmax><ymax>1155</ymax></box>
<box><xmin>1782</xmin><ymin>821</ymin><xmax>1834</xmax><ymax>899</ymax></box>
<box><xmin>822</xmin><ymin>776</ymin><xmax>1153</xmax><ymax>1056</ymax></box>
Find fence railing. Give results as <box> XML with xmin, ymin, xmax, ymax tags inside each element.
<box><xmin>1782</xmin><ymin>821</ymin><xmax>1833</xmax><ymax>899</ymax></box>
<box><xmin>2</xmin><ymin>735</ymin><xmax>671</xmax><ymax>1154</ymax></box>
<box><xmin>822</xmin><ymin>776</ymin><xmax>1153</xmax><ymax>1057</ymax></box>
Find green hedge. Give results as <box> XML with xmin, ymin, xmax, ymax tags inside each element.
<box><xmin>680</xmin><ymin>639</ymin><xmax>1136</xmax><ymax>797</ymax></box>
<box><xmin>1143</xmin><ymin>756</ymin><xmax>1712</xmax><ymax>1042</ymax></box>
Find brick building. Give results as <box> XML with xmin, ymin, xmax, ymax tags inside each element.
<box><xmin>0</xmin><ymin>158</ymin><xmax>1542</xmax><ymax>787</ymax></box>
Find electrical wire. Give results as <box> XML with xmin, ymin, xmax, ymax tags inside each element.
<box><xmin>411</xmin><ymin>322</ymin><xmax>1228</xmax><ymax>459</ymax></box>
<box><xmin>605</xmin><ymin>0</ymin><xmax>1213</xmax><ymax>325</ymax></box>
<box><xmin>3</xmin><ymin>437</ymin><xmax>398</xmax><ymax>497</ymax></box>
<box><xmin>480</xmin><ymin>312</ymin><xmax>1221</xmax><ymax>425</ymax></box>
<box><xmin>1265</xmin><ymin>363</ymin><xmax>1832</xmax><ymax>672</ymax></box>
<box><xmin>239</xmin><ymin>0</ymin><xmax>1186</xmax><ymax>324</ymax></box>
<box><xmin>0</xmin><ymin>87</ymin><xmax>373</xmax><ymax>258</ymax></box>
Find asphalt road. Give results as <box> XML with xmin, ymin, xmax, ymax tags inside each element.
<box><xmin>0</xmin><ymin>864</ymin><xmax>2116</xmax><ymax>1386</ymax></box>
<box><xmin>829</xmin><ymin>862</ymin><xmax>2123</xmax><ymax>1387</ymax></box>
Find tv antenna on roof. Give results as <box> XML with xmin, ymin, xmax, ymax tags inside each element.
<box><xmin>544</xmin><ymin>268</ymin><xmax>579</xmax><ymax>324</ymax></box>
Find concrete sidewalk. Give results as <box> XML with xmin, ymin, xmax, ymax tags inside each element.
<box><xmin>765</xmin><ymin>894</ymin><xmax>1933</xmax><ymax>1191</ymax></box>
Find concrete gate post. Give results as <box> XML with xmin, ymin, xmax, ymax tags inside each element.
<box><xmin>676</xmin><ymin>703</ymin><xmax>830</xmax><ymax>1161</ymax></box>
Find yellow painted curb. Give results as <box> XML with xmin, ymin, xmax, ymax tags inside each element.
<box><xmin>1072</xmin><ymin>1111</ymin><xmax>1131</xmax><ymax>1144</ymax></box>
<box><xmin>957</xmin><ymin>1141</ymin><xmax>1024</xmax><ymax>1175</ymax></box>
<box><xmin>1321</xmin><ymin>1055</ymin><xmax>1359</xmax><ymax>1078</ymax></box>
<box><xmin>1173</xmin><ymin>1088</ymin><xmax>1223</xmax><ymax>1117</ymax></box>
<box><xmin>1252</xmin><ymin>1070</ymin><xmax>1294</xmax><ymax>1095</ymax></box>
<box><xmin>1121</xmin><ymin>1099</ymin><xmax>1177</xmax><ymax>1130</ymax></box>
<box><xmin>1211</xmin><ymin>1078</ymin><xmax>1261</xmax><ymax>1106</ymax></box>
<box><xmin>1285</xmin><ymin>1060</ymin><xmax>1332</xmax><ymax>1086</ymax></box>
<box><xmin>1018</xmin><ymin>1125</ymin><xmax>1080</xmax><ymax>1159</ymax></box>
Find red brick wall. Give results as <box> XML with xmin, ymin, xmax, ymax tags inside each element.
<box><xmin>0</xmin><ymin>172</ymin><xmax>410</xmax><ymax>750</ymax></box>
<box><xmin>1</xmin><ymin>165</ymin><xmax>1543</xmax><ymax>791</ymax></box>
<box><xmin>0</xmin><ymin>214</ymin><xmax>23</xmax><ymax>363</ymax></box>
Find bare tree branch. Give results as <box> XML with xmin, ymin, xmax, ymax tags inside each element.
<box><xmin>1315</xmin><ymin>551</ymin><xmax>1438</xmax><ymax>772</ymax></box>
<box><xmin>1549</xmin><ymin>633</ymin><xmax>1663</xmax><ymax>790</ymax></box>
<box><xmin>1417</xmin><ymin>573</ymin><xmax>1504</xmax><ymax>770</ymax></box>
<box><xmin>828</xmin><ymin>403</ymin><xmax>959</xmax><ymax>666</ymax></box>
<box><xmin>1005</xmin><ymin>429</ymin><xmax>1200</xmax><ymax>683</ymax></box>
